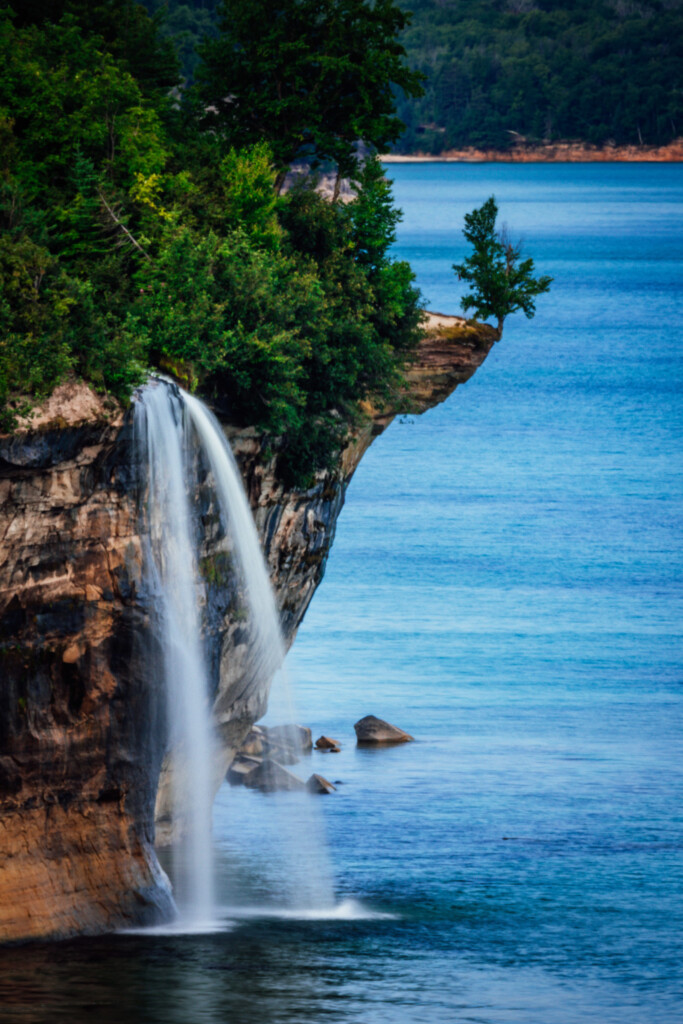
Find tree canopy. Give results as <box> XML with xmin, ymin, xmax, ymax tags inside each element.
<box><xmin>395</xmin><ymin>0</ymin><xmax>683</xmax><ymax>152</ymax></box>
<box><xmin>139</xmin><ymin>0</ymin><xmax>683</xmax><ymax>152</ymax></box>
<box><xmin>196</xmin><ymin>0</ymin><xmax>424</xmax><ymax>180</ymax></box>
<box><xmin>0</xmin><ymin>1</ymin><xmax>422</xmax><ymax>485</ymax></box>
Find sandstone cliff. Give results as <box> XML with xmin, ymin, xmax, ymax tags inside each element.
<box><xmin>0</xmin><ymin>315</ymin><xmax>495</xmax><ymax>943</ymax></box>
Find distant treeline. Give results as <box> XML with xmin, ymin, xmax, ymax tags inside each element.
<box><xmin>394</xmin><ymin>0</ymin><xmax>683</xmax><ymax>152</ymax></box>
<box><xmin>141</xmin><ymin>1</ymin><xmax>683</xmax><ymax>152</ymax></box>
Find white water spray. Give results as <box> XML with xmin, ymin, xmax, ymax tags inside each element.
<box><xmin>134</xmin><ymin>381</ymin><xmax>215</xmax><ymax>926</ymax></box>
<box><xmin>182</xmin><ymin>393</ymin><xmax>335</xmax><ymax>912</ymax></box>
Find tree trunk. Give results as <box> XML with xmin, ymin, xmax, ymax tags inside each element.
<box><xmin>496</xmin><ymin>317</ymin><xmax>505</xmax><ymax>340</ymax></box>
<box><xmin>275</xmin><ymin>169</ymin><xmax>288</xmax><ymax>195</ymax></box>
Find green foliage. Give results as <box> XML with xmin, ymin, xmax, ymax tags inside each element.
<box><xmin>132</xmin><ymin>224</ymin><xmax>319</xmax><ymax>431</ymax></box>
<box><xmin>0</xmin><ymin>7</ymin><xmax>169</xmax><ymax>425</ymax></box>
<box><xmin>13</xmin><ymin>1</ymin><xmax>181</xmax><ymax>100</ymax></box>
<box><xmin>453</xmin><ymin>196</ymin><xmax>552</xmax><ymax>336</ymax></box>
<box><xmin>140</xmin><ymin>1</ymin><xmax>219</xmax><ymax>84</ymax></box>
<box><xmin>218</xmin><ymin>143</ymin><xmax>282</xmax><ymax>249</ymax></box>
<box><xmin>395</xmin><ymin>0</ymin><xmax>683</xmax><ymax>151</ymax></box>
<box><xmin>196</xmin><ymin>0</ymin><xmax>424</xmax><ymax>179</ymax></box>
<box><xmin>0</xmin><ymin>2</ymin><xmax>422</xmax><ymax>479</ymax></box>
<box><xmin>0</xmin><ymin>234</ymin><xmax>72</xmax><ymax>429</ymax></box>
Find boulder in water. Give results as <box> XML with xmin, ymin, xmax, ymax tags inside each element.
<box><xmin>242</xmin><ymin>758</ymin><xmax>306</xmax><ymax>793</ymax></box>
<box><xmin>315</xmin><ymin>735</ymin><xmax>341</xmax><ymax>752</ymax></box>
<box><xmin>354</xmin><ymin>715</ymin><xmax>414</xmax><ymax>745</ymax></box>
<box><xmin>226</xmin><ymin>754</ymin><xmax>263</xmax><ymax>786</ymax></box>
<box><xmin>238</xmin><ymin>727</ymin><xmax>265</xmax><ymax>757</ymax></box>
<box><xmin>264</xmin><ymin>744</ymin><xmax>300</xmax><ymax>766</ymax></box>
<box><xmin>306</xmin><ymin>774</ymin><xmax>337</xmax><ymax>794</ymax></box>
<box><xmin>263</xmin><ymin>724</ymin><xmax>313</xmax><ymax>753</ymax></box>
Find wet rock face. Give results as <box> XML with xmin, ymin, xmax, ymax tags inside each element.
<box><xmin>0</xmin><ymin>415</ymin><xmax>174</xmax><ymax>941</ymax></box>
<box><xmin>0</xmin><ymin>320</ymin><xmax>495</xmax><ymax>943</ymax></box>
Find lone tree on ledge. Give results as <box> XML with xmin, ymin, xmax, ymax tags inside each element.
<box><xmin>453</xmin><ymin>196</ymin><xmax>552</xmax><ymax>339</ymax></box>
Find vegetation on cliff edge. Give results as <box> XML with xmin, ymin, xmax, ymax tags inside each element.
<box><xmin>0</xmin><ymin>1</ymin><xmax>422</xmax><ymax>485</ymax></box>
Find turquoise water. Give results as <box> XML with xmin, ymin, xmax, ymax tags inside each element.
<box><xmin>1</xmin><ymin>164</ymin><xmax>681</xmax><ymax>1022</ymax></box>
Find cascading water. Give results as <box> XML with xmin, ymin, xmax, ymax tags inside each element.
<box><xmin>182</xmin><ymin>393</ymin><xmax>284</xmax><ymax>686</ymax></box>
<box><xmin>183</xmin><ymin>394</ymin><xmax>335</xmax><ymax>913</ymax></box>
<box><xmin>134</xmin><ymin>381</ymin><xmax>215</xmax><ymax>927</ymax></box>
<box><xmin>135</xmin><ymin>378</ymin><xmax>334</xmax><ymax>927</ymax></box>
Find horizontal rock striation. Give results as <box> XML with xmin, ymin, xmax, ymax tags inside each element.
<box><xmin>0</xmin><ymin>315</ymin><xmax>494</xmax><ymax>943</ymax></box>
<box><xmin>0</xmin><ymin>414</ymin><xmax>175</xmax><ymax>940</ymax></box>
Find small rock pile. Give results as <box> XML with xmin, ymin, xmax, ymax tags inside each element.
<box><xmin>226</xmin><ymin>715</ymin><xmax>413</xmax><ymax>795</ymax></box>
<box><xmin>227</xmin><ymin>724</ymin><xmax>336</xmax><ymax>794</ymax></box>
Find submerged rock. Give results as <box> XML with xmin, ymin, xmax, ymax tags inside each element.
<box><xmin>226</xmin><ymin>754</ymin><xmax>263</xmax><ymax>785</ymax></box>
<box><xmin>354</xmin><ymin>715</ymin><xmax>414</xmax><ymax>745</ymax></box>
<box><xmin>264</xmin><ymin>744</ymin><xmax>300</xmax><ymax>766</ymax></box>
<box><xmin>306</xmin><ymin>774</ymin><xmax>336</xmax><ymax>794</ymax></box>
<box><xmin>262</xmin><ymin>724</ymin><xmax>313</xmax><ymax>753</ymax></box>
<box><xmin>315</xmin><ymin>735</ymin><xmax>341</xmax><ymax>752</ymax></box>
<box><xmin>242</xmin><ymin>759</ymin><xmax>306</xmax><ymax>793</ymax></box>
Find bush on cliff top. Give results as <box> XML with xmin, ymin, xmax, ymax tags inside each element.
<box><xmin>0</xmin><ymin>1</ymin><xmax>422</xmax><ymax>475</ymax></box>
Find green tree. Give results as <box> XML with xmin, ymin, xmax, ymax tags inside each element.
<box><xmin>11</xmin><ymin>1</ymin><xmax>180</xmax><ymax>101</ymax></box>
<box><xmin>0</xmin><ymin>2</ymin><xmax>423</xmax><ymax>464</ymax></box>
<box><xmin>196</xmin><ymin>0</ymin><xmax>424</xmax><ymax>188</ymax></box>
<box><xmin>453</xmin><ymin>196</ymin><xmax>552</xmax><ymax>339</ymax></box>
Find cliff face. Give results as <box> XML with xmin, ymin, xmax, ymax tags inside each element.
<box><xmin>0</xmin><ymin>317</ymin><xmax>495</xmax><ymax>943</ymax></box>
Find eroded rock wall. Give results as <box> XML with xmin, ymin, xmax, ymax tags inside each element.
<box><xmin>0</xmin><ymin>417</ymin><xmax>174</xmax><ymax>940</ymax></box>
<box><xmin>0</xmin><ymin>318</ymin><xmax>495</xmax><ymax>942</ymax></box>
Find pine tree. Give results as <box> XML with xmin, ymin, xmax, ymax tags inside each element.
<box><xmin>453</xmin><ymin>197</ymin><xmax>552</xmax><ymax>339</ymax></box>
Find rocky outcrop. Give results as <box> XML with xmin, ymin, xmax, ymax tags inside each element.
<box><xmin>0</xmin><ymin>314</ymin><xmax>495</xmax><ymax>943</ymax></box>
<box><xmin>0</xmin><ymin>412</ymin><xmax>175</xmax><ymax>941</ymax></box>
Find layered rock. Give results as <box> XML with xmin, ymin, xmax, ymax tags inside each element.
<box><xmin>0</xmin><ymin>315</ymin><xmax>495</xmax><ymax>943</ymax></box>
<box><xmin>0</xmin><ymin>411</ymin><xmax>175</xmax><ymax>940</ymax></box>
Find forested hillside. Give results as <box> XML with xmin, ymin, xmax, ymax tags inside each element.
<box><xmin>0</xmin><ymin>0</ymin><xmax>421</xmax><ymax>483</ymax></box>
<box><xmin>395</xmin><ymin>0</ymin><xmax>683</xmax><ymax>153</ymax></box>
<box><xmin>140</xmin><ymin>1</ymin><xmax>683</xmax><ymax>153</ymax></box>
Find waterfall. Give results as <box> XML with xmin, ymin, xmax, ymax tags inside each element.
<box><xmin>182</xmin><ymin>392</ymin><xmax>284</xmax><ymax>685</ymax></box>
<box><xmin>135</xmin><ymin>377</ymin><xmax>302</xmax><ymax>927</ymax></box>
<box><xmin>134</xmin><ymin>381</ymin><xmax>215</xmax><ymax>926</ymax></box>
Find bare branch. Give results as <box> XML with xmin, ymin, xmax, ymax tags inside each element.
<box><xmin>98</xmin><ymin>189</ymin><xmax>151</xmax><ymax>262</ymax></box>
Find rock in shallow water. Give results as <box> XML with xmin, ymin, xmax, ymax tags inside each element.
<box><xmin>306</xmin><ymin>774</ymin><xmax>336</xmax><ymax>794</ymax></box>
<box><xmin>226</xmin><ymin>754</ymin><xmax>263</xmax><ymax>785</ymax></box>
<box><xmin>315</xmin><ymin>735</ymin><xmax>341</xmax><ymax>752</ymax></box>
<box><xmin>354</xmin><ymin>715</ymin><xmax>414</xmax><ymax>745</ymax></box>
<box><xmin>238</xmin><ymin>727</ymin><xmax>265</xmax><ymax>757</ymax></box>
<box><xmin>262</xmin><ymin>724</ymin><xmax>313</xmax><ymax>753</ymax></box>
<box><xmin>242</xmin><ymin>759</ymin><xmax>306</xmax><ymax>793</ymax></box>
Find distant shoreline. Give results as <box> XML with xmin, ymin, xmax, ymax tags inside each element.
<box><xmin>381</xmin><ymin>140</ymin><xmax>683</xmax><ymax>164</ymax></box>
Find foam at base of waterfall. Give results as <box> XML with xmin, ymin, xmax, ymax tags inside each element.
<box><xmin>121</xmin><ymin>899</ymin><xmax>395</xmax><ymax>936</ymax></box>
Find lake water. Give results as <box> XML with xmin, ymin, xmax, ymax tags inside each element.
<box><xmin>1</xmin><ymin>164</ymin><xmax>682</xmax><ymax>1023</ymax></box>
